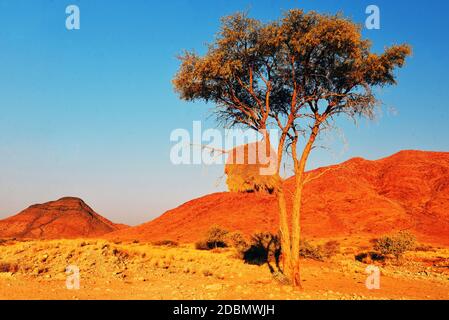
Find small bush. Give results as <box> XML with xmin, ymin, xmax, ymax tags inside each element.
<box><xmin>300</xmin><ymin>240</ymin><xmax>324</xmax><ymax>261</ymax></box>
<box><xmin>226</xmin><ymin>232</ymin><xmax>249</xmax><ymax>258</ymax></box>
<box><xmin>195</xmin><ymin>226</ymin><xmax>230</xmax><ymax>250</ymax></box>
<box><xmin>195</xmin><ymin>240</ymin><xmax>210</xmax><ymax>251</ymax></box>
<box><xmin>153</xmin><ymin>240</ymin><xmax>179</xmax><ymax>247</ymax></box>
<box><xmin>206</xmin><ymin>226</ymin><xmax>229</xmax><ymax>248</ymax></box>
<box><xmin>374</xmin><ymin>231</ymin><xmax>416</xmax><ymax>260</ymax></box>
<box><xmin>227</xmin><ymin>231</ymin><xmax>247</xmax><ymax>248</ymax></box>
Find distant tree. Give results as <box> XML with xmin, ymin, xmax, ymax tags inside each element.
<box><xmin>173</xmin><ymin>9</ymin><xmax>411</xmax><ymax>288</ymax></box>
<box><xmin>205</xmin><ymin>225</ymin><xmax>229</xmax><ymax>248</ymax></box>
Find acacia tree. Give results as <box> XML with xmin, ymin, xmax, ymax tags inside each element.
<box><xmin>173</xmin><ymin>10</ymin><xmax>411</xmax><ymax>287</ymax></box>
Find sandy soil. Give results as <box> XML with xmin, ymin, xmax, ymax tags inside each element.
<box><xmin>0</xmin><ymin>239</ymin><xmax>448</xmax><ymax>300</ymax></box>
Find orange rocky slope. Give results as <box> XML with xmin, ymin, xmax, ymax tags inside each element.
<box><xmin>107</xmin><ymin>150</ymin><xmax>449</xmax><ymax>245</ymax></box>
<box><xmin>0</xmin><ymin>197</ymin><xmax>125</xmax><ymax>239</ymax></box>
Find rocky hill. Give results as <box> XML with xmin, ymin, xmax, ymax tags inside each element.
<box><xmin>0</xmin><ymin>197</ymin><xmax>126</xmax><ymax>239</ymax></box>
<box><xmin>107</xmin><ymin>150</ymin><xmax>449</xmax><ymax>245</ymax></box>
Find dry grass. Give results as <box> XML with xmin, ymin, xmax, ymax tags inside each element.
<box><xmin>0</xmin><ymin>239</ymin><xmax>448</xmax><ymax>300</ymax></box>
<box><xmin>0</xmin><ymin>239</ymin><xmax>260</xmax><ymax>282</ymax></box>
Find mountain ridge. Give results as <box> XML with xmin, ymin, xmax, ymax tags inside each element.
<box><xmin>107</xmin><ymin>150</ymin><xmax>449</xmax><ymax>245</ymax></box>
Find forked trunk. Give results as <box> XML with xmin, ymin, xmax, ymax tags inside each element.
<box><xmin>272</xmin><ymin>121</ymin><xmax>320</xmax><ymax>288</ymax></box>
<box><xmin>288</xmin><ymin>124</ymin><xmax>320</xmax><ymax>289</ymax></box>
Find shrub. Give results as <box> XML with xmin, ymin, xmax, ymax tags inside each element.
<box><xmin>206</xmin><ymin>226</ymin><xmax>229</xmax><ymax>248</ymax></box>
<box><xmin>227</xmin><ymin>231</ymin><xmax>247</xmax><ymax>248</ymax></box>
<box><xmin>226</xmin><ymin>232</ymin><xmax>249</xmax><ymax>257</ymax></box>
<box><xmin>195</xmin><ymin>226</ymin><xmax>230</xmax><ymax>250</ymax></box>
<box><xmin>374</xmin><ymin>231</ymin><xmax>417</xmax><ymax>260</ymax></box>
<box><xmin>299</xmin><ymin>240</ymin><xmax>324</xmax><ymax>261</ymax></box>
<box><xmin>195</xmin><ymin>240</ymin><xmax>210</xmax><ymax>251</ymax></box>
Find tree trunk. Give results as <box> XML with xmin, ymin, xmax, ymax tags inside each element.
<box><xmin>268</xmin><ymin>120</ymin><xmax>320</xmax><ymax>288</ymax></box>
<box><xmin>289</xmin><ymin>124</ymin><xmax>320</xmax><ymax>289</ymax></box>
<box><xmin>268</xmin><ymin>125</ymin><xmax>294</xmax><ymax>280</ymax></box>
<box><xmin>276</xmin><ymin>186</ymin><xmax>292</xmax><ymax>277</ymax></box>
<box><xmin>291</xmin><ymin>181</ymin><xmax>304</xmax><ymax>288</ymax></box>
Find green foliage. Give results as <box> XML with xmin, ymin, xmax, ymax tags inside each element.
<box><xmin>374</xmin><ymin>231</ymin><xmax>417</xmax><ymax>259</ymax></box>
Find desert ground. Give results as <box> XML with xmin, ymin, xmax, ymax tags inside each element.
<box><xmin>0</xmin><ymin>238</ymin><xmax>448</xmax><ymax>300</ymax></box>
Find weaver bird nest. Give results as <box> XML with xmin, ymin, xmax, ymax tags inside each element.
<box><xmin>225</xmin><ymin>142</ymin><xmax>281</xmax><ymax>194</ymax></box>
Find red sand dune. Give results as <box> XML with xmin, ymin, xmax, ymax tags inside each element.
<box><xmin>0</xmin><ymin>197</ymin><xmax>126</xmax><ymax>239</ymax></box>
<box><xmin>108</xmin><ymin>150</ymin><xmax>449</xmax><ymax>245</ymax></box>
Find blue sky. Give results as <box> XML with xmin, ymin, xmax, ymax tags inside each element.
<box><xmin>0</xmin><ymin>0</ymin><xmax>448</xmax><ymax>225</ymax></box>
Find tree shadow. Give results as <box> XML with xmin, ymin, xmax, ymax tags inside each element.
<box><xmin>243</xmin><ymin>232</ymin><xmax>283</xmax><ymax>274</ymax></box>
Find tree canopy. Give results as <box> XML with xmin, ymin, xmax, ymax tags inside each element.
<box><xmin>173</xmin><ymin>9</ymin><xmax>411</xmax><ymax>139</ymax></box>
